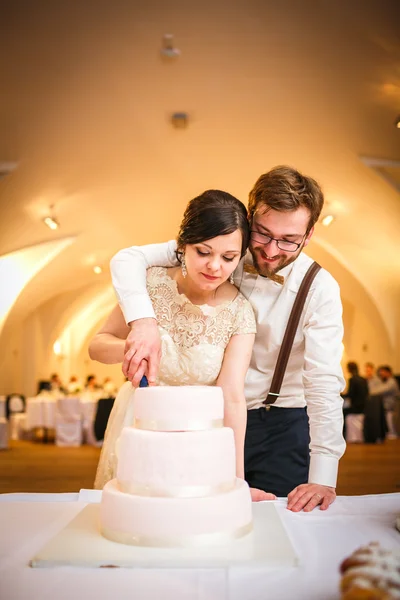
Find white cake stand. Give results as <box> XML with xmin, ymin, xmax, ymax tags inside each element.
<box><xmin>30</xmin><ymin>503</ymin><xmax>299</xmax><ymax>569</ymax></box>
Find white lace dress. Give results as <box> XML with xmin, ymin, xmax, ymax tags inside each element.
<box><xmin>94</xmin><ymin>267</ymin><xmax>256</xmax><ymax>489</ymax></box>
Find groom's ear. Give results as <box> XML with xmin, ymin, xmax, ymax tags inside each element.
<box><xmin>303</xmin><ymin>226</ymin><xmax>314</xmax><ymax>247</ymax></box>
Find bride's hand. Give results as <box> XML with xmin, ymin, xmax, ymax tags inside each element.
<box><xmin>122</xmin><ymin>318</ymin><xmax>162</xmax><ymax>387</ymax></box>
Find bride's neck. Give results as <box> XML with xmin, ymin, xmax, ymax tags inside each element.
<box><xmin>172</xmin><ymin>268</ymin><xmax>218</xmax><ymax>305</ymax></box>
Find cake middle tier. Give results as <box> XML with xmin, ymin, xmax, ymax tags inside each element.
<box><xmin>117</xmin><ymin>427</ymin><xmax>236</xmax><ymax>497</ymax></box>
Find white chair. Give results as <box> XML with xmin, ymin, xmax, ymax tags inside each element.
<box><xmin>345</xmin><ymin>414</ymin><xmax>364</xmax><ymax>443</ymax></box>
<box><xmin>385</xmin><ymin>410</ymin><xmax>398</xmax><ymax>440</ymax></box>
<box><xmin>55</xmin><ymin>397</ymin><xmax>82</xmax><ymax>447</ymax></box>
<box><xmin>8</xmin><ymin>395</ymin><xmax>25</xmax><ymax>413</ymax></box>
<box><xmin>9</xmin><ymin>413</ymin><xmax>29</xmax><ymax>440</ymax></box>
<box><xmin>0</xmin><ymin>417</ymin><xmax>8</xmax><ymax>449</ymax></box>
<box><xmin>0</xmin><ymin>396</ymin><xmax>6</xmax><ymax>419</ymax></box>
<box><xmin>81</xmin><ymin>399</ymin><xmax>102</xmax><ymax>447</ymax></box>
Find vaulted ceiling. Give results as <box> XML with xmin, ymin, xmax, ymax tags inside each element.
<box><xmin>1</xmin><ymin>0</ymin><xmax>399</xmax><ymax>362</ymax></box>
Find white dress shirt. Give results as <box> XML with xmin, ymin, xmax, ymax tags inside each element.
<box><xmin>110</xmin><ymin>241</ymin><xmax>346</xmax><ymax>488</ymax></box>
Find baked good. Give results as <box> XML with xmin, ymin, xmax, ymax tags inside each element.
<box><xmin>100</xmin><ymin>386</ymin><xmax>253</xmax><ymax>546</ymax></box>
<box><xmin>340</xmin><ymin>542</ymin><xmax>400</xmax><ymax>599</ymax></box>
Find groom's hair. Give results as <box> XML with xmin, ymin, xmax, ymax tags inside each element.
<box><xmin>176</xmin><ymin>190</ymin><xmax>249</xmax><ymax>258</ymax></box>
<box><xmin>248</xmin><ymin>165</ymin><xmax>324</xmax><ymax>231</ymax></box>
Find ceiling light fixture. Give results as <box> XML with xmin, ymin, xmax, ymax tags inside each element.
<box><xmin>93</xmin><ymin>266</ymin><xmax>102</xmax><ymax>274</ymax></box>
<box><xmin>321</xmin><ymin>214</ymin><xmax>335</xmax><ymax>227</ymax></box>
<box><xmin>160</xmin><ymin>34</ymin><xmax>180</xmax><ymax>57</ymax></box>
<box><xmin>43</xmin><ymin>205</ymin><xmax>59</xmax><ymax>230</ymax></box>
<box><xmin>43</xmin><ymin>216</ymin><xmax>59</xmax><ymax>230</ymax></box>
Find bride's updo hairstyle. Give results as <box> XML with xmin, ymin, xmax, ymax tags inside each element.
<box><xmin>176</xmin><ymin>190</ymin><xmax>249</xmax><ymax>260</ymax></box>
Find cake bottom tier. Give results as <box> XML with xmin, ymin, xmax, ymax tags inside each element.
<box><xmin>100</xmin><ymin>478</ymin><xmax>253</xmax><ymax>547</ymax></box>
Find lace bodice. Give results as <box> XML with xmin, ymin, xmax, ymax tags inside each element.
<box><xmin>147</xmin><ymin>267</ymin><xmax>256</xmax><ymax>386</ymax></box>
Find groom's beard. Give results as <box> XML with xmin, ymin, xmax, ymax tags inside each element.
<box><xmin>249</xmin><ymin>245</ymin><xmax>301</xmax><ymax>278</ymax></box>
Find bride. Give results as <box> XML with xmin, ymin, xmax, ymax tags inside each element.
<box><xmin>90</xmin><ymin>189</ymin><xmax>257</xmax><ymax>490</ymax></box>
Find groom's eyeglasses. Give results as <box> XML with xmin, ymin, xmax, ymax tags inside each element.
<box><xmin>250</xmin><ymin>231</ymin><xmax>306</xmax><ymax>252</ymax></box>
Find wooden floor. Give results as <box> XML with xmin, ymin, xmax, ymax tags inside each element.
<box><xmin>0</xmin><ymin>437</ymin><xmax>399</xmax><ymax>495</ymax></box>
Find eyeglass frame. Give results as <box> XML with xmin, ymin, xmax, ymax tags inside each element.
<box><xmin>249</xmin><ymin>229</ymin><xmax>308</xmax><ymax>252</ymax></box>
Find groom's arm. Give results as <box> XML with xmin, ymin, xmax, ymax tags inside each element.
<box><xmin>110</xmin><ymin>240</ymin><xmax>178</xmax><ymax>324</ymax></box>
<box><xmin>110</xmin><ymin>240</ymin><xmax>178</xmax><ymax>385</ymax></box>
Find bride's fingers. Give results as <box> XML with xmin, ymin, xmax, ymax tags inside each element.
<box><xmin>130</xmin><ymin>359</ymin><xmax>148</xmax><ymax>388</ymax></box>
<box><xmin>147</xmin><ymin>352</ymin><xmax>161</xmax><ymax>385</ymax></box>
<box><xmin>122</xmin><ymin>347</ymin><xmax>137</xmax><ymax>378</ymax></box>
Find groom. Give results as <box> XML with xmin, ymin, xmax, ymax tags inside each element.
<box><xmin>109</xmin><ymin>165</ymin><xmax>346</xmax><ymax>512</ymax></box>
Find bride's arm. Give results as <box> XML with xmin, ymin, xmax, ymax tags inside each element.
<box><xmin>88</xmin><ymin>305</ymin><xmax>130</xmax><ymax>364</ymax></box>
<box><xmin>216</xmin><ymin>333</ymin><xmax>255</xmax><ymax>479</ymax></box>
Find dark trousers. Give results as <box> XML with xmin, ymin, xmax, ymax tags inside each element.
<box><xmin>244</xmin><ymin>406</ymin><xmax>310</xmax><ymax>497</ymax></box>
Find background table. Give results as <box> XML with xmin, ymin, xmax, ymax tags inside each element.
<box><xmin>0</xmin><ymin>491</ymin><xmax>399</xmax><ymax>600</ymax></box>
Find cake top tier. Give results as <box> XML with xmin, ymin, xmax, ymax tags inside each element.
<box><xmin>133</xmin><ymin>386</ymin><xmax>224</xmax><ymax>432</ymax></box>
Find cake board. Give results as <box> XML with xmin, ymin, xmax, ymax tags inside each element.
<box><xmin>30</xmin><ymin>503</ymin><xmax>299</xmax><ymax>569</ymax></box>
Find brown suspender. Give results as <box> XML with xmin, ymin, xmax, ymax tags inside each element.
<box><xmin>263</xmin><ymin>261</ymin><xmax>322</xmax><ymax>405</ymax></box>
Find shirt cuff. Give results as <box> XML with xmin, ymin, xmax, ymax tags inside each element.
<box><xmin>308</xmin><ymin>454</ymin><xmax>339</xmax><ymax>488</ymax></box>
<box><xmin>119</xmin><ymin>294</ymin><xmax>156</xmax><ymax>325</ymax></box>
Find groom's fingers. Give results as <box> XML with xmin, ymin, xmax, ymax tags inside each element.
<box><xmin>250</xmin><ymin>487</ymin><xmax>277</xmax><ymax>502</ymax></box>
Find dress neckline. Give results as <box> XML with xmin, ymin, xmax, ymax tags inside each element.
<box><xmin>156</xmin><ymin>267</ymin><xmax>239</xmax><ymax>314</ymax></box>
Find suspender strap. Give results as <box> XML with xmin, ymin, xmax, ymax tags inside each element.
<box><xmin>263</xmin><ymin>261</ymin><xmax>321</xmax><ymax>405</ymax></box>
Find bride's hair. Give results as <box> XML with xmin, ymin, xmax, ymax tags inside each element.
<box><xmin>176</xmin><ymin>190</ymin><xmax>249</xmax><ymax>260</ymax></box>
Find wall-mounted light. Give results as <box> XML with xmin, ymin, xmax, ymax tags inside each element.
<box><xmin>53</xmin><ymin>340</ymin><xmax>62</xmax><ymax>356</ymax></box>
<box><xmin>321</xmin><ymin>214</ymin><xmax>335</xmax><ymax>227</ymax></box>
<box><xmin>43</xmin><ymin>216</ymin><xmax>59</xmax><ymax>230</ymax></box>
<box><xmin>43</xmin><ymin>205</ymin><xmax>59</xmax><ymax>230</ymax></box>
<box><xmin>93</xmin><ymin>265</ymin><xmax>102</xmax><ymax>274</ymax></box>
<box><xmin>395</xmin><ymin>115</ymin><xmax>400</xmax><ymax>129</ymax></box>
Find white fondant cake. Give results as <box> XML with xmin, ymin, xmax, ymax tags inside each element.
<box><xmin>132</xmin><ymin>385</ymin><xmax>224</xmax><ymax>431</ymax></box>
<box><xmin>116</xmin><ymin>427</ymin><xmax>236</xmax><ymax>497</ymax></box>
<box><xmin>100</xmin><ymin>386</ymin><xmax>253</xmax><ymax>547</ymax></box>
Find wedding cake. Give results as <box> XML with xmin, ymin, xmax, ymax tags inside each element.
<box><xmin>100</xmin><ymin>386</ymin><xmax>253</xmax><ymax>547</ymax></box>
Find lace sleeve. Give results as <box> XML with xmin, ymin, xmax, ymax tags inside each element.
<box><xmin>232</xmin><ymin>294</ymin><xmax>257</xmax><ymax>335</ymax></box>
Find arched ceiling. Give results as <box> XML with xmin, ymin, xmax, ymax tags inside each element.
<box><xmin>0</xmin><ymin>0</ymin><xmax>399</xmax><ymax>338</ymax></box>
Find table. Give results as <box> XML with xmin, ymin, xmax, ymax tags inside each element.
<box><xmin>0</xmin><ymin>491</ymin><xmax>399</xmax><ymax>600</ymax></box>
<box><xmin>24</xmin><ymin>395</ymin><xmax>100</xmax><ymax>444</ymax></box>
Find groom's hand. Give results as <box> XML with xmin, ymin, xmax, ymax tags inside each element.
<box><xmin>122</xmin><ymin>318</ymin><xmax>161</xmax><ymax>387</ymax></box>
<box><xmin>250</xmin><ymin>488</ymin><xmax>276</xmax><ymax>502</ymax></box>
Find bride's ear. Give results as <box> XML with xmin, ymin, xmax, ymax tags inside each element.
<box><xmin>176</xmin><ymin>244</ymin><xmax>186</xmax><ymax>261</ymax></box>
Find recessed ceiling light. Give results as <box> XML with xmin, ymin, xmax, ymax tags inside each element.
<box><xmin>321</xmin><ymin>214</ymin><xmax>335</xmax><ymax>226</ymax></box>
<box><xmin>93</xmin><ymin>266</ymin><xmax>102</xmax><ymax>274</ymax></box>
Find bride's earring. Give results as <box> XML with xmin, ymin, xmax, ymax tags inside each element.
<box><xmin>181</xmin><ymin>255</ymin><xmax>187</xmax><ymax>278</ymax></box>
<box><xmin>229</xmin><ymin>273</ymin><xmax>234</xmax><ymax>284</ymax></box>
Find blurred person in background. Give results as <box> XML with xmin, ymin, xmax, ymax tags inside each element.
<box><xmin>364</xmin><ymin>362</ymin><xmax>380</xmax><ymax>394</ymax></box>
<box><xmin>374</xmin><ymin>366</ymin><xmax>399</xmax><ymax>439</ymax></box>
<box><xmin>342</xmin><ymin>361</ymin><xmax>369</xmax><ymax>439</ymax></box>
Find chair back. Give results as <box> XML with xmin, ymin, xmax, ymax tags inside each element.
<box><xmin>56</xmin><ymin>397</ymin><xmax>81</xmax><ymax>422</ymax></box>
<box><xmin>6</xmin><ymin>394</ymin><xmax>26</xmax><ymax>419</ymax></box>
<box><xmin>94</xmin><ymin>397</ymin><xmax>115</xmax><ymax>441</ymax></box>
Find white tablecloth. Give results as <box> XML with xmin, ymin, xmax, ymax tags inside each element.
<box><xmin>0</xmin><ymin>491</ymin><xmax>399</xmax><ymax>600</ymax></box>
<box><xmin>25</xmin><ymin>397</ymin><xmax>98</xmax><ymax>430</ymax></box>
